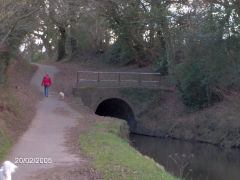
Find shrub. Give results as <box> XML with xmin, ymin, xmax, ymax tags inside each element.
<box><xmin>103</xmin><ymin>39</ymin><xmax>136</xmax><ymax>66</ymax></box>
<box><xmin>174</xmin><ymin>22</ymin><xmax>240</xmax><ymax>109</ymax></box>
<box><xmin>33</xmin><ymin>52</ymin><xmax>45</xmax><ymax>62</ymax></box>
<box><xmin>175</xmin><ymin>60</ymin><xmax>215</xmax><ymax>109</ymax></box>
<box><xmin>152</xmin><ymin>55</ymin><xmax>168</xmax><ymax>76</ymax></box>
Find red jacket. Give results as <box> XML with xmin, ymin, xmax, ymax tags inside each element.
<box><xmin>42</xmin><ymin>75</ymin><xmax>52</xmax><ymax>87</ymax></box>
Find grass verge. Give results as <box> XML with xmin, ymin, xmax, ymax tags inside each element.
<box><xmin>0</xmin><ymin>90</ymin><xmax>20</xmax><ymax>163</ymax></box>
<box><xmin>0</xmin><ymin>129</ymin><xmax>13</xmax><ymax>162</ymax></box>
<box><xmin>79</xmin><ymin>120</ymin><xmax>179</xmax><ymax>180</ymax></box>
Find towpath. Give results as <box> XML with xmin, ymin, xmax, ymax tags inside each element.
<box><xmin>7</xmin><ymin>64</ymin><xmax>93</xmax><ymax>180</ymax></box>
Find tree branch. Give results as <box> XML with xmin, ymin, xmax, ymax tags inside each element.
<box><xmin>0</xmin><ymin>8</ymin><xmax>39</xmax><ymax>47</ymax></box>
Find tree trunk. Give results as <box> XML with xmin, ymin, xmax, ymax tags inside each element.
<box><xmin>69</xmin><ymin>2</ymin><xmax>78</xmax><ymax>57</ymax></box>
<box><xmin>0</xmin><ymin>49</ymin><xmax>10</xmax><ymax>84</ymax></box>
<box><xmin>70</xmin><ymin>36</ymin><xmax>77</xmax><ymax>55</ymax></box>
<box><xmin>57</xmin><ymin>26</ymin><xmax>67</xmax><ymax>61</ymax></box>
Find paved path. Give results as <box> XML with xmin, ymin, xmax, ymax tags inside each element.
<box><xmin>7</xmin><ymin>64</ymin><xmax>87</xmax><ymax>179</ymax></box>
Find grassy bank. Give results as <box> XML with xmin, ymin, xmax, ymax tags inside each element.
<box><xmin>0</xmin><ymin>88</ymin><xmax>20</xmax><ymax>161</ymax></box>
<box><xmin>0</xmin><ymin>89</ymin><xmax>23</xmax><ymax>162</ymax></box>
<box><xmin>79</xmin><ymin>120</ymin><xmax>179</xmax><ymax>180</ymax></box>
<box><xmin>0</xmin><ymin>129</ymin><xmax>13</xmax><ymax>162</ymax></box>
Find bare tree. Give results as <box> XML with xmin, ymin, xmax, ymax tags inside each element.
<box><xmin>0</xmin><ymin>0</ymin><xmax>43</xmax><ymax>82</ymax></box>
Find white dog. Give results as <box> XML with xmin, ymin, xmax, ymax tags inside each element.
<box><xmin>59</xmin><ymin>92</ymin><xmax>64</xmax><ymax>99</ymax></box>
<box><xmin>0</xmin><ymin>161</ymin><xmax>17</xmax><ymax>180</ymax></box>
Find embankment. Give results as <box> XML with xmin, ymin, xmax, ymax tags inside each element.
<box><xmin>0</xmin><ymin>59</ymin><xmax>40</xmax><ymax>161</ymax></box>
<box><xmin>119</xmin><ymin>88</ymin><xmax>240</xmax><ymax>148</ymax></box>
<box><xmin>79</xmin><ymin>119</ymin><xmax>179</xmax><ymax>180</ymax></box>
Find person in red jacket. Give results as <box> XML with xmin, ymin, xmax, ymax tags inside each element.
<box><xmin>41</xmin><ymin>74</ymin><xmax>52</xmax><ymax>97</ymax></box>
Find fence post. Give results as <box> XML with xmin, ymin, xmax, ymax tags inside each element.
<box><xmin>77</xmin><ymin>72</ymin><xmax>79</xmax><ymax>89</ymax></box>
<box><xmin>118</xmin><ymin>73</ymin><xmax>121</xmax><ymax>85</ymax></box>
<box><xmin>159</xmin><ymin>73</ymin><xmax>161</xmax><ymax>86</ymax></box>
<box><xmin>97</xmin><ymin>72</ymin><xmax>100</xmax><ymax>82</ymax></box>
<box><xmin>138</xmin><ymin>73</ymin><xmax>142</xmax><ymax>86</ymax></box>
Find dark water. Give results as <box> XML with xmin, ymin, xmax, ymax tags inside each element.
<box><xmin>130</xmin><ymin>134</ymin><xmax>240</xmax><ymax>180</ymax></box>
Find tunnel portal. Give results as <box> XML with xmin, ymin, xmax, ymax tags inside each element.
<box><xmin>95</xmin><ymin>98</ymin><xmax>136</xmax><ymax>131</ymax></box>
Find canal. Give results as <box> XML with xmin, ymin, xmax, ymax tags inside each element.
<box><xmin>130</xmin><ymin>134</ymin><xmax>240</xmax><ymax>180</ymax></box>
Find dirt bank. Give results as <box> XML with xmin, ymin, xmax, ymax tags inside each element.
<box><xmin>7</xmin><ymin>60</ymin><xmax>41</xmax><ymax>138</ymax></box>
<box><xmin>0</xmin><ymin>59</ymin><xmax>41</xmax><ymax>161</ymax></box>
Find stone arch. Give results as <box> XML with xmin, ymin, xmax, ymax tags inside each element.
<box><xmin>95</xmin><ymin>98</ymin><xmax>136</xmax><ymax>131</ymax></box>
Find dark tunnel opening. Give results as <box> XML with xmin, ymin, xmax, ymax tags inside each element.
<box><xmin>95</xmin><ymin>98</ymin><xmax>136</xmax><ymax>131</ymax></box>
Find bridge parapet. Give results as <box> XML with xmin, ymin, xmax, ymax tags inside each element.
<box><xmin>75</xmin><ymin>71</ymin><xmax>161</xmax><ymax>88</ymax></box>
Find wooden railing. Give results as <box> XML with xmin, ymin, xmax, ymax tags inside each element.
<box><xmin>76</xmin><ymin>71</ymin><xmax>161</xmax><ymax>88</ymax></box>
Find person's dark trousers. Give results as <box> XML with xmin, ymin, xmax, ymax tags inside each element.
<box><xmin>44</xmin><ymin>86</ymin><xmax>49</xmax><ymax>97</ymax></box>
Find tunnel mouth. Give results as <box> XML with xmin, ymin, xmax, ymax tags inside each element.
<box><xmin>95</xmin><ymin>98</ymin><xmax>136</xmax><ymax>131</ymax></box>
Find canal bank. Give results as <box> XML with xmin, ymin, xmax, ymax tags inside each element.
<box><xmin>79</xmin><ymin>119</ymin><xmax>179</xmax><ymax>180</ymax></box>
<box><xmin>118</xmin><ymin>88</ymin><xmax>240</xmax><ymax>148</ymax></box>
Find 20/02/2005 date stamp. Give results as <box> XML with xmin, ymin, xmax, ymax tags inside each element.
<box><xmin>15</xmin><ymin>157</ymin><xmax>52</xmax><ymax>164</ymax></box>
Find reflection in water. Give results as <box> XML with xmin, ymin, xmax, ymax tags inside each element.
<box><xmin>130</xmin><ymin>134</ymin><xmax>240</xmax><ymax>180</ymax></box>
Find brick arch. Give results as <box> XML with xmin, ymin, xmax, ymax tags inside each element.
<box><xmin>95</xmin><ymin>98</ymin><xmax>137</xmax><ymax>131</ymax></box>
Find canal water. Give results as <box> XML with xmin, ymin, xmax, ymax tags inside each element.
<box><xmin>130</xmin><ymin>134</ymin><xmax>240</xmax><ymax>180</ymax></box>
